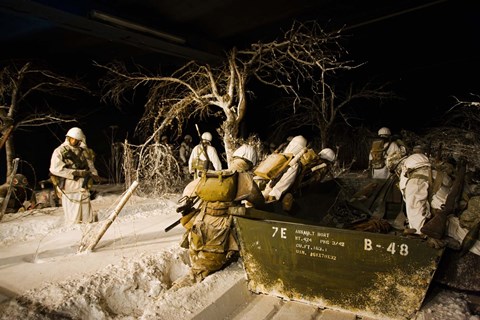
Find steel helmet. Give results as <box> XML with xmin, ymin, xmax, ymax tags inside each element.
<box><xmin>284</xmin><ymin>135</ymin><xmax>307</xmax><ymax>156</ymax></box>
<box><xmin>184</xmin><ymin>134</ymin><xmax>192</xmax><ymax>141</ymax></box>
<box><xmin>66</xmin><ymin>127</ymin><xmax>85</xmax><ymax>141</ymax></box>
<box><xmin>404</xmin><ymin>153</ymin><xmax>431</xmax><ymax>170</ymax></box>
<box><xmin>378</xmin><ymin>127</ymin><xmax>391</xmax><ymax>137</ymax></box>
<box><xmin>290</xmin><ymin>135</ymin><xmax>307</xmax><ymax>148</ymax></box>
<box><xmin>201</xmin><ymin>132</ymin><xmax>212</xmax><ymax>142</ymax></box>
<box><xmin>319</xmin><ymin>148</ymin><xmax>335</xmax><ymax>162</ymax></box>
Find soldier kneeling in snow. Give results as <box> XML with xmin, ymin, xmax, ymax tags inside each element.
<box><xmin>172</xmin><ymin>166</ymin><xmax>263</xmax><ymax>289</ymax></box>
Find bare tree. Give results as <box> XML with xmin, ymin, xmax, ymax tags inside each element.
<box><xmin>0</xmin><ymin>61</ymin><xmax>90</xmax><ymax>177</ymax></box>
<box><xmin>271</xmin><ymin>82</ymin><xmax>394</xmax><ymax>148</ymax></box>
<box><xmin>97</xmin><ymin>21</ymin><xmax>357</xmax><ymax>165</ymax></box>
<box><xmin>446</xmin><ymin>94</ymin><xmax>480</xmax><ymax>130</ymax></box>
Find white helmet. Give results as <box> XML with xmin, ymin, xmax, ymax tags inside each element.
<box><xmin>319</xmin><ymin>148</ymin><xmax>335</xmax><ymax>162</ymax></box>
<box><xmin>378</xmin><ymin>127</ymin><xmax>391</xmax><ymax>137</ymax></box>
<box><xmin>404</xmin><ymin>153</ymin><xmax>431</xmax><ymax>170</ymax></box>
<box><xmin>201</xmin><ymin>132</ymin><xmax>212</xmax><ymax>142</ymax></box>
<box><xmin>290</xmin><ymin>135</ymin><xmax>307</xmax><ymax>148</ymax></box>
<box><xmin>284</xmin><ymin>135</ymin><xmax>307</xmax><ymax>156</ymax></box>
<box><xmin>66</xmin><ymin>127</ymin><xmax>85</xmax><ymax>141</ymax></box>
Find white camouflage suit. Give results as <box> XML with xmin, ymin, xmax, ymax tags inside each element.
<box><xmin>188</xmin><ymin>142</ymin><xmax>222</xmax><ymax>178</ymax></box>
<box><xmin>399</xmin><ymin>154</ymin><xmax>480</xmax><ymax>255</ymax></box>
<box><xmin>398</xmin><ymin>154</ymin><xmax>432</xmax><ymax>234</ymax></box>
<box><xmin>50</xmin><ymin>139</ymin><xmax>98</xmax><ymax>226</ymax></box>
<box><xmin>262</xmin><ymin>136</ymin><xmax>306</xmax><ymax>201</ymax></box>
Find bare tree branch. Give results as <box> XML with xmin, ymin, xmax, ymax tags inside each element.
<box><xmin>444</xmin><ymin>94</ymin><xmax>480</xmax><ymax>130</ymax></box>
<box><xmin>271</xmin><ymin>82</ymin><xmax>395</xmax><ymax>148</ymax></box>
<box><xmin>0</xmin><ymin>61</ymin><xmax>91</xmax><ymax>176</ymax></box>
<box><xmin>98</xmin><ymin>20</ymin><xmax>360</xmax><ymax>168</ymax></box>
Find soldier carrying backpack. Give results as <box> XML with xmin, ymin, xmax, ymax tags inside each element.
<box><xmin>369</xmin><ymin>127</ymin><xmax>406</xmax><ymax>179</ymax></box>
<box><xmin>188</xmin><ymin>131</ymin><xmax>222</xmax><ymax>179</ymax></box>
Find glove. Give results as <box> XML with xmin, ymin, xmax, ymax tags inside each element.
<box><xmin>72</xmin><ymin>170</ymin><xmax>90</xmax><ymax>178</ymax></box>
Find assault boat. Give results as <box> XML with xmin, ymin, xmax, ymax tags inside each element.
<box><xmin>233</xmin><ymin>176</ymin><xmax>444</xmax><ymax>320</ymax></box>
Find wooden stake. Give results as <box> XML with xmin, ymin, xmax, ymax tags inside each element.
<box><xmin>78</xmin><ymin>180</ymin><xmax>139</xmax><ymax>253</ymax></box>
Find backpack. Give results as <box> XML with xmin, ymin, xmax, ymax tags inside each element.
<box><xmin>195</xmin><ymin>170</ymin><xmax>238</xmax><ymax>202</ymax></box>
<box><xmin>370</xmin><ymin>139</ymin><xmax>388</xmax><ymax>169</ymax></box>
<box><xmin>254</xmin><ymin>153</ymin><xmax>293</xmax><ymax>180</ymax></box>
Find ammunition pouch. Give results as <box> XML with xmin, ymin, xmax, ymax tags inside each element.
<box><xmin>192</xmin><ymin>158</ymin><xmax>211</xmax><ymax>172</ymax></box>
<box><xmin>204</xmin><ymin>201</ymin><xmax>233</xmax><ymax>216</ymax></box>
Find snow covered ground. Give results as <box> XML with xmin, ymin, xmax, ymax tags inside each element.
<box><xmin>0</xmin><ymin>184</ymin><xmax>478</xmax><ymax>320</ymax></box>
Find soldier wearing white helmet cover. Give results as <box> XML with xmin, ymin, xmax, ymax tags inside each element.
<box><xmin>188</xmin><ymin>132</ymin><xmax>222</xmax><ymax>179</ymax></box>
<box><xmin>398</xmin><ymin>153</ymin><xmax>432</xmax><ymax>234</ymax></box>
<box><xmin>369</xmin><ymin>127</ymin><xmax>406</xmax><ymax>179</ymax></box>
<box><xmin>397</xmin><ymin>154</ymin><xmax>480</xmax><ymax>255</ymax></box>
<box><xmin>49</xmin><ymin>127</ymin><xmax>99</xmax><ymax>225</ymax></box>
<box><xmin>262</xmin><ymin>135</ymin><xmax>307</xmax><ymax>201</ymax></box>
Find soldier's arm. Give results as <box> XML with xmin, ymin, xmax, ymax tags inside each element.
<box><xmin>49</xmin><ymin>147</ymin><xmax>77</xmax><ymax>179</ymax></box>
<box><xmin>208</xmin><ymin>147</ymin><xmax>223</xmax><ymax>170</ymax></box>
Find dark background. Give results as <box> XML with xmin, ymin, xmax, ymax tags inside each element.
<box><xmin>1</xmin><ymin>0</ymin><xmax>479</xmax><ymax>182</ymax></box>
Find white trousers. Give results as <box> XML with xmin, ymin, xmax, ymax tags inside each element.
<box><xmin>263</xmin><ymin>163</ymin><xmax>299</xmax><ymax>200</ymax></box>
<box><xmin>62</xmin><ymin>190</ymin><xmax>93</xmax><ymax>226</ymax></box>
<box><xmin>404</xmin><ymin>177</ymin><xmax>431</xmax><ymax>234</ymax></box>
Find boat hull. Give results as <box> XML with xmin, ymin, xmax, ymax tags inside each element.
<box><xmin>234</xmin><ymin>213</ymin><xmax>444</xmax><ymax>320</ymax></box>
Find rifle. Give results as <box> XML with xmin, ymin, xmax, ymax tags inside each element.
<box><xmin>62</xmin><ymin>147</ymin><xmax>93</xmax><ymax>189</ymax></box>
<box><xmin>164</xmin><ymin>196</ymin><xmax>200</xmax><ymax>232</ymax></box>
<box><xmin>62</xmin><ymin>147</ymin><xmax>88</xmax><ymax>170</ymax></box>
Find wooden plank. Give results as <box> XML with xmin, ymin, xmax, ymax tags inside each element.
<box><xmin>78</xmin><ymin>180</ymin><xmax>139</xmax><ymax>252</ymax></box>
